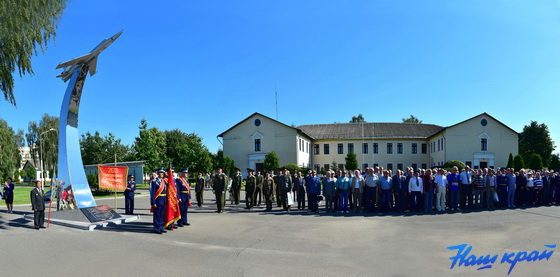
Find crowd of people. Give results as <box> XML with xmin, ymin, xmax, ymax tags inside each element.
<box><xmin>197</xmin><ymin>165</ymin><xmax>560</xmax><ymax>215</ymax></box>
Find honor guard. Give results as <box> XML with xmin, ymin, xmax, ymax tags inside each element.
<box><xmin>124</xmin><ymin>174</ymin><xmax>136</xmax><ymax>215</ymax></box>
<box><xmin>213</xmin><ymin>166</ymin><xmax>227</xmax><ymax>213</ymax></box>
<box><xmin>245</xmin><ymin>169</ymin><xmax>256</xmax><ymax>209</ymax></box>
<box><xmin>195</xmin><ymin>171</ymin><xmax>205</xmax><ymax>207</ymax></box>
<box><xmin>176</xmin><ymin>168</ymin><xmax>191</xmax><ymax>226</ymax></box>
<box><xmin>150</xmin><ymin>168</ymin><xmax>167</xmax><ymax>234</ymax></box>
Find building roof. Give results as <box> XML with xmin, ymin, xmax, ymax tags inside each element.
<box><xmin>297</xmin><ymin>122</ymin><xmax>444</xmax><ymax>140</ymax></box>
<box><xmin>427</xmin><ymin>112</ymin><xmax>519</xmax><ymax>139</ymax></box>
<box><xmin>218</xmin><ymin>112</ymin><xmax>314</xmax><ymax>140</ymax></box>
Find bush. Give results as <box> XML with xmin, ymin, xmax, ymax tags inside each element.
<box><xmin>529</xmin><ymin>153</ymin><xmax>544</xmax><ymax>171</ymax></box>
<box><xmin>282</xmin><ymin>164</ymin><xmax>301</xmax><ymax>174</ymax></box>
<box><xmin>26</xmin><ymin>166</ymin><xmax>36</xmax><ymax>180</ymax></box>
<box><xmin>443</xmin><ymin>160</ymin><xmax>466</xmax><ymax>172</ymax></box>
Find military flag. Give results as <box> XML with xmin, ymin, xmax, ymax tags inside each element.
<box><xmin>164</xmin><ymin>167</ymin><xmax>181</xmax><ymax>229</ymax></box>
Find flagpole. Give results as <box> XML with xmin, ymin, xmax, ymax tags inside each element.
<box><xmin>114</xmin><ymin>153</ymin><xmax>117</xmax><ymax>212</ymax></box>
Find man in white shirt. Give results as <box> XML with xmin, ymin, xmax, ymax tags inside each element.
<box><xmin>434</xmin><ymin>169</ymin><xmax>448</xmax><ymax>212</ymax></box>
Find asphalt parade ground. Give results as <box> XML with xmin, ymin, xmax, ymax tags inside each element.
<box><xmin>1</xmin><ymin>190</ymin><xmax>560</xmax><ymax>277</ymax></box>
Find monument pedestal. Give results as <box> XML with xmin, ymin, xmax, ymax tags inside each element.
<box><xmin>25</xmin><ymin>205</ymin><xmax>139</xmax><ymax>231</ymax></box>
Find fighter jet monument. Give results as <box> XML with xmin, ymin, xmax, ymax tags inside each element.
<box><xmin>55</xmin><ymin>31</ymin><xmax>123</xmax><ymax>220</ymax></box>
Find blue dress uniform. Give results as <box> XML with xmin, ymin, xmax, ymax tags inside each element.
<box><xmin>176</xmin><ymin>169</ymin><xmax>191</xmax><ymax>227</ymax></box>
<box><xmin>150</xmin><ymin>170</ymin><xmax>167</xmax><ymax>234</ymax></box>
<box><xmin>496</xmin><ymin>172</ymin><xmax>509</xmax><ymax>208</ymax></box>
<box><xmin>124</xmin><ymin>175</ymin><xmax>136</xmax><ymax>215</ymax></box>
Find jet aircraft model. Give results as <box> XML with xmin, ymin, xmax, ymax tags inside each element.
<box><xmin>56</xmin><ymin>30</ymin><xmax>123</xmax><ymax>82</ymax></box>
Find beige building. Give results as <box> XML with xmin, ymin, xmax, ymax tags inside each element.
<box><xmin>218</xmin><ymin>113</ymin><xmax>312</xmax><ymax>176</ymax></box>
<box><xmin>218</xmin><ymin>112</ymin><xmax>518</xmax><ymax>176</ymax></box>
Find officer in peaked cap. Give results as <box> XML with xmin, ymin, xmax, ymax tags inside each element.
<box><xmin>176</xmin><ymin>168</ymin><xmax>191</xmax><ymax>226</ymax></box>
<box><xmin>124</xmin><ymin>174</ymin><xmax>136</xmax><ymax>215</ymax></box>
<box><xmin>231</xmin><ymin>168</ymin><xmax>242</xmax><ymax>205</ymax></box>
<box><xmin>245</xmin><ymin>168</ymin><xmax>257</xmax><ymax>209</ymax></box>
<box><xmin>150</xmin><ymin>168</ymin><xmax>167</xmax><ymax>234</ymax></box>
<box><xmin>212</xmin><ymin>166</ymin><xmax>227</xmax><ymax>213</ymax></box>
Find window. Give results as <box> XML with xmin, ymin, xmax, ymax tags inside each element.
<box><xmin>348</xmin><ymin>143</ymin><xmax>354</xmax><ymax>153</ymax></box>
<box><xmin>397</xmin><ymin>163</ymin><xmax>403</xmax><ymax>170</ymax></box>
<box><xmin>465</xmin><ymin>161</ymin><xmax>472</xmax><ymax>168</ymax></box>
<box><xmin>481</xmin><ymin>138</ymin><xmax>487</xmax><ymax>151</ymax></box>
<box><xmin>373</xmin><ymin>143</ymin><xmax>378</xmax><ymax>154</ymax></box>
<box><xmin>421</xmin><ymin>163</ymin><xmax>427</xmax><ymax>169</ymax></box>
<box><xmin>338</xmin><ymin>164</ymin><xmax>345</xmax><ymax>171</ymax></box>
<box><xmin>306</xmin><ymin>142</ymin><xmax>309</xmax><ymax>153</ymax></box>
<box><xmin>324</xmin><ymin>144</ymin><xmax>330</xmax><ymax>155</ymax></box>
<box><xmin>362</xmin><ymin>163</ymin><xmax>369</xmax><ymax>171</ymax></box>
<box><xmin>298</xmin><ymin>139</ymin><xmax>302</xmax><ymax>151</ymax></box>
<box><xmin>338</xmin><ymin>143</ymin><xmax>343</xmax><ymax>154</ymax></box>
<box><xmin>362</xmin><ymin>143</ymin><xmax>368</xmax><ymax>154</ymax></box>
<box><xmin>421</xmin><ymin>143</ymin><xmax>427</xmax><ymax>154</ymax></box>
<box><xmin>314</xmin><ymin>164</ymin><xmax>320</xmax><ymax>172</ymax></box>
<box><xmin>412</xmin><ymin>143</ymin><xmax>417</xmax><ymax>154</ymax></box>
<box><xmin>397</xmin><ymin>143</ymin><xmax>403</xmax><ymax>154</ymax></box>
<box><xmin>387</xmin><ymin>143</ymin><xmax>393</xmax><ymax>154</ymax></box>
<box><xmin>324</xmin><ymin>164</ymin><xmax>330</xmax><ymax>171</ymax></box>
<box><xmin>438</xmin><ymin>139</ymin><xmax>440</xmax><ymax>151</ymax></box>
<box><xmin>314</xmin><ymin>144</ymin><xmax>320</xmax><ymax>155</ymax></box>
<box><xmin>373</xmin><ymin>163</ymin><xmax>379</xmax><ymax>168</ymax></box>
<box><xmin>254</xmin><ymin>139</ymin><xmax>261</xmax><ymax>152</ymax></box>
<box><xmin>412</xmin><ymin>163</ymin><xmax>417</xmax><ymax>171</ymax></box>
<box><xmin>387</xmin><ymin>163</ymin><xmax>393</xmax><ymax>171</ymax></box>
<box><xmin>441</xmin><ymin>138</ymin><xmax>444</xmax><ymax>150</ymax></box>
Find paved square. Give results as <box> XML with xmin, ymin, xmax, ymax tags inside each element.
<box><xmin>1</xmin><ymin>190</ymin><xmax>559</xmax><ymax>276</ymax></box>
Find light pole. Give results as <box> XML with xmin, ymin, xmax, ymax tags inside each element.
<box><xmin>39</xmin><ymin>128</ymin><xmax>56</xmax><ymax>190</ymax></box>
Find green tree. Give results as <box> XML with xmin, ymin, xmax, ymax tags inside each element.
<box><xmin>506</xmin><ymin>153</ymin><xmax>514</xmax><ymax>169</ymax></box>
<box><xmin>443</xmin><ymin>160</ymin><xmax>466</xmax><ymax>172</ymax></box>
<box><xmin>80</xmin><ymin>131</ymin><xmax>133</xmax><ymax>165</ymax></box>
<box><xmin>164</xmin><ymin>129</ymin><xmax>190</xmax><ymax>167</ymax></box>
<box><xmin>222</xmin><ymin>155</ymin><xmax>236</xmax><ymax>176</ymax></box>
<box><xmin>264</xmin><ymin>151</ymin><xmax>280</xmax><ymax>171</ymax></box>
<box><xmin>331</xmin><ymin>160</ymin><xmax>338</xmax><ymax>172</ymax></box>
<box><xmin>1</xmin><ymin>0</ymin><xmax>67</xmax><ymax>105</ymax></box>
<box><xmin>514</xmin><ymin>155</ymin><xmax>525</xmax><ymax>171</ymax></box>
<box><xmin>519</xmin><ymin>121</ymin><xmax>555</xmax><ymax>167</ymax></box>
<box><xmin>86</xmin><ymin>173</ymin><xmax>99</xmax><ymax>191</ymax></box>
<box><xmin>550</xmin><ymin>154</ymin><xmax>560</xmax><ymax>172</ymax></box>
<box><xmin>0</xmin><ymin>119</ymin><xmax>19</xmax><ymax>181</ymax></box>
<box><xmin>402</xmin><ymin>115</ymin><xmax>423</xmax><ymax>124</ymax></box>
<box><xmin>175</xmin><ymin>134</ymin><xmax>213</xmax><ymax>174</ymax></box>
<box><xmin>26</xmin><ymin>166</ymin><xmax>36</xmax><ymax>180</ymax></box>
<box><xmin>212</xmin><ymin>149</ymin><xmax>236</xmax><ymax>176</ymax></box>
<box><xmin>350</xmin><ymin>114</ymin><xmax>365</xmax><ymax>123</ymax></box>
<box><xmin>133</xmin><ymin>119</ymin><xmax>167</xmax><ymax>172</ymax></box>
<box><xmin>26</xmin><ymin>114</ymin><xmax>59</xmax><ymax>174</ymax></box>
<box><xmin>529</xmin><ymin>153</ymin><xmax>544</xmax><ymax>170</ymax></box>
<box><xmin>345</xmin><ymin>152</ymin><xmax>358</xmax><ymax>171</ymax></box>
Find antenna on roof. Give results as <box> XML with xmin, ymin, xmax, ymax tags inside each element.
<box><xmin>275</xmin><ymin>82</ymin><xmax>278</xmax><ymax>120</ymax></box>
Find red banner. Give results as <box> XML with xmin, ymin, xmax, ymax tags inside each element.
<box><xmin>164</xmin><ymin>168</ymin><xmax>181</xmax><ymax>228</ymax></box>
<box><xmin>98</xmin><ymin>165</ymin><xmax>129</xmax><ymax>190</ymax></box>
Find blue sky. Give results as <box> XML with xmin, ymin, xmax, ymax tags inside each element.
<box><xmin>1</xmin><ymin>0</ymin><xmax>560</xmax><ymax>155</ymax></box>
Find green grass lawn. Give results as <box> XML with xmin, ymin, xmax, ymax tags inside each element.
<box><xmin>7</xmin><ymin>187</ymin><xmax>136</xmax><ymax>205</ymax></box>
